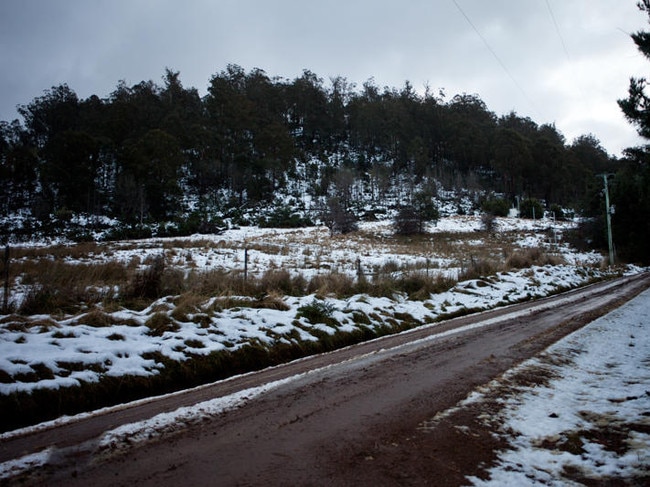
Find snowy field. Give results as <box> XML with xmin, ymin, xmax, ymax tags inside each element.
<box><xmin>0</xmin><ymin>263</ymin><xmax>606</xmax><ymax>396</ymax></box>
<box><xmin>0</xmin><ymin>215</ymin><xmax>612</xmax><ymax>396</ymax></box>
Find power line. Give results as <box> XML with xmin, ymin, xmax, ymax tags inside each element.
<box><xmin>545</xmin><ymin>0</ymin><xmax>571</xmax><ymax>62</ymax></box>
<box><xmin>451</xmin><ymin>0</ymin><xmax>543</xmax><ymax>118</ymax></box>
<box><xmin>545</xmin><ymin>0</ymin><xmax>589</xmax><ymax>107</ymax></box>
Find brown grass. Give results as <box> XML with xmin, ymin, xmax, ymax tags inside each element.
<box><xmin>76</xmin><ymin>310</ymin><xmax>116</xmax><ymax>327</ymax></box>
<box><xmin>211</xmin><ymin>293</ymin><xmax>290</xmax><ymax>312</ymax></box>
<box><xmin>16</xmin><ymin>259</ymin><xmax>129</xmax><ymax>315</ymax></box>
<box><xmin>505</xmin><ymin>248</ymin><xmax>566</xmax><ymax>270</ymax></box>
<box><xmin>9</xmin><ymin>241</ymin><xmax>105</xmax><ymax>261</ymax></box>
<box><xmin>257</xmin><ymin>269</ymin><xmax>307</xmax><ymax>295</ymax></box>
<box><xmin>307</xmin><ymin>273</ymin><xmax>356</xmax><ymax>297</ymax></box>
<box><xmin>171</xmin><ymin>293</ymin><xmax>206</xmax><ymax>321</ymax></box>
<box><xmin>145</xmin><ymin>312</ymin><xmax>178</xmax><ymax>336</ymax></box>
<box><xmin>184</xmin><ymin>269</ymin><xmax>239</xmax><ymax>296</ymax></box>
<box><xmin>458</xmin><ymin>257</ymin><xmax>501</xmax><ymax>281</ymax></box>
<box><xmin>162</xmin><ymin>238</ymin><xmax>220</xmax><ymax>250</ymax></box>
<box><xmin>6</xmin><ymin>222</ymin><xmax>572</xmax><ymax>317</ymax></box>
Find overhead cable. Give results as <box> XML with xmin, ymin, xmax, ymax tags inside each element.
<box><xmin>451</xmin><ymin>0</ymin><xmax>543</xmax><ymax>118</ymax></box>
<box><xmin>545</xmin><ymin>0</ymin><xmax>571</xmax><ymax>62</ymax></box>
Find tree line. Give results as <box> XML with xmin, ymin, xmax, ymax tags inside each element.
<box><xmin>8</xmin><ymin>59</ymin><xmax>650</xmax><ymax>264</ymax></box>
<box><xmin>0</xmin><ymin>64</ymin><xmax>616</xmax><ymax>224</ymax></box>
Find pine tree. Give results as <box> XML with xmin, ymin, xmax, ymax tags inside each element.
<box><xmin>619</xmin><ymin>0</ymin><xmax>650</xmax><ymax>138</ymax></box>
<box><xmin>614</xmin><ymin>0</ymin><xmax>650</xmax><ymax>264</ymax></box>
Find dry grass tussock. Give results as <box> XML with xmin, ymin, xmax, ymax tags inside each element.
<box><xmin>182</xmin><ymin>268</ymin><xmax>307</xmax><ymax>297</ymax></box>
<box><xmin>15</xmin><ymin>259</ymin><xmax>129</xmax><ymax>315</ymax></box>
<box><xmin>9</xmin><ymin>241</ymin><xmax>106</xmax><ymax>261</ymax></box>
<box><xmin>456</xmin><ymin>247</ymin><xmax>565</xmax><ymax>282</ymax></box>
<box><xmin>162</xmin><ymin>238</ymin><xmax>221</xmax><ymax>250</ymax></box>
<box><xmin>505</xmin><ymin>248</ymin><xmax>565</xmax><ymax>269</ymax></box>
<box><xmin>210</xmin><ymin>293</ymin><xmax>291</xmax><ymax>312</ymax></box>
<box><xmin>307</xmin><ymin>272</ymin><xmax>356</xmax><ymax>297</ymax></box>
<box><xmin>170</xmin><ymin>293</ymin><xmax>206</xmax><ymax>321</ymax></box>
<box><xmin>7</xmin><ymin>222</ymin><xmax>568</xmax><ymax>316</ymax></box>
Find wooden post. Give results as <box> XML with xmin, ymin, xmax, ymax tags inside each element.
<box><xmin>244</xmin><ymin>247</ymin><xmax>249</xmax><ymax>282</ymax></box>
<box><xmin>3</xmin><ymin>245</ymin><xmax>9</xmax><ymax>314</ymax></box>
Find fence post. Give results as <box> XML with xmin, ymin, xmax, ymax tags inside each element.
<box><xmin>3</xmin><ymin>245</ymin><xmax>9</xmax><ymax>314</ymax></box>
<box><xmin>244</xmin><ymin>247</ymin><xmax>249</xmax><ymax>282</ymax></box>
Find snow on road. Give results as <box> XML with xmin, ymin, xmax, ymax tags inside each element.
<box><xmin>467</xmin><ymin>287</ymin><xmax>650</xmax><ymax>485</ymax></box>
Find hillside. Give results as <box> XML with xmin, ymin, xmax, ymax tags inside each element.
<box><xmin>1</xmin><ymin>66</ymin><xmax>617</xmax><ymax>244</ymax></box>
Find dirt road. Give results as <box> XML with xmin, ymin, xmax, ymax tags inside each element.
<box><xmin>3</xmin><ymin>272</ymin><xmax>649</xmax><ymax>486</ymax></box>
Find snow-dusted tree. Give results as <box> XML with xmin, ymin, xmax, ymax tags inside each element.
<box><xmin>321</xmin><ymin>196</ymin><xmax>358</xmax><ymax>237</ymax></box>
<box><xmin>393</xmin><ymin>191</ymin><xmax>439</xmax><ymax>235</ymax></box>
<box><xmin>481</xmin><ymin>212</ymin><xmax>498</xmax><ymax>234</ymax></box>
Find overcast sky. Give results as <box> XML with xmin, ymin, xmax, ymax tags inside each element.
<box><xmin>0</xmin><ymin>0</ymin><xmax>648</xmax><ymax>156</ymax></box>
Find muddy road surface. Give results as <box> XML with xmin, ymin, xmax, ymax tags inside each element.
<box><xmin>3</xmin><ymin>272</ymin><xmax>649</xmax><ymax>486</ymax></box>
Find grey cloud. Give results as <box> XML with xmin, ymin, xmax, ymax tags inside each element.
<box><xmin>0</xmin><ymin>0</ymin><xmax>646</xmax><ymax>155</ymax></box>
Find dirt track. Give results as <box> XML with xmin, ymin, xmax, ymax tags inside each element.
<box><xmin>4</xmin><ymin>272</ymin><xmax>650</xmax><ymax>486</ymax></box>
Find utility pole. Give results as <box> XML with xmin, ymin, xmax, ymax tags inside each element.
<box><xmin>600</xmin><ymin>174</ymin><xmax>615</xmax><ymax>266</ymax></box>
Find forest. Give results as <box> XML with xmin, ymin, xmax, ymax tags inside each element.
<box><xmin>0</xmin><ymin>62</ymin><xmax>647</xmax><ymax>262</ymax></box>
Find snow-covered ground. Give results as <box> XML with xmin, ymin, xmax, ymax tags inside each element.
<box><xmin>0</xmin><ymin>211</ymin><xmax>647</xmax><ymax>483</ymax></box>
<box><xmin>464</xmin><ymin>287</ymin><xmax>650</xmax><ymax>485</ymax></box>
<box><xmin>0</xmin><ymin>218</ymin><xmax>610</xmax><ymax>396</ymax></box>
<box><xmin>0</xmin><ymin>263</ymin><xmax>607</xmax><ymax>396</ymax></box>
<box><xmin>0</xmin><ymin>215</ymin><xmax>632</xmax><ymax>398</ymax></box>
<box><xmin>1</xmin><ymin>274</ymin><xmax>647</xmax><ymax>483</ymax></box>
<box><xmin>6</xmin><ymin>215</ymin><xmax>594</xmax><ymax>286</ymax></box>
